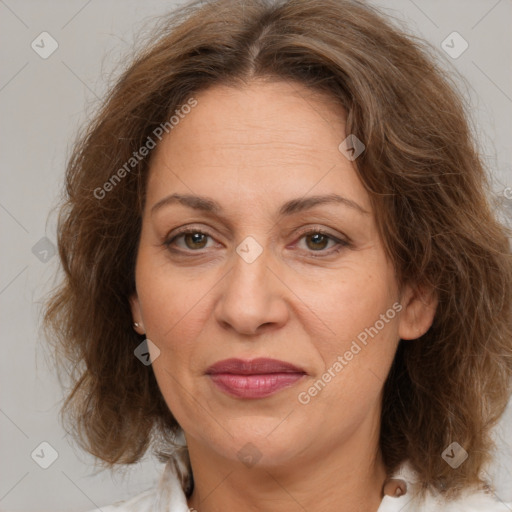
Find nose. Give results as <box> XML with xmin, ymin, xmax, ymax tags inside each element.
<box><xmin>214</xmin><ymin>241</ymin><xmax>289</xmax><ymax>337</ymax></box>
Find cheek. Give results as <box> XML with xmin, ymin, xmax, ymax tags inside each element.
<box><xmin>135</xmin><ymin>260</ymin><xmax>210</xmax><ymax>422</ymax></box>
<box><xmin>134</xmin><ymin>266</ymin><xmax>212</xmax><ymax>412</ymax></box>
<box><xmin>136</xmin><ymin>248</ymin><xmax>211</xmax><ymax>343</ymax></box>
<box><xmin>303</xmin><ymin>260</ymin><xmax>400</xmax><ymax>392</ymax></box>
<box><xmin>304</xmin><ymin>259</ymin><xmax>399</xmax><ymax>343</ymax></box>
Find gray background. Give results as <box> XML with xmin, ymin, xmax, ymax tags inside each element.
<box><xmin>0</xmin><ymin>0</ymin><xmax>511</xmax><ymax>510</ymax></box>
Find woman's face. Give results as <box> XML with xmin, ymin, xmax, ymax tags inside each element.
<box><xmin>131</xmin><ymin>79</ymin><xmax>435</xmax><ymax>468</ymax></box>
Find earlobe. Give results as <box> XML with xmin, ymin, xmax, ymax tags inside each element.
<box><xmin>129</xmin><ymin>293</ymin><xmax>145</xmax><ymax>334</ymax></box>
<box><xmin>398</xmin><ymin>284</ymin><xmax>438</xmax><ymax>340</ymax></box>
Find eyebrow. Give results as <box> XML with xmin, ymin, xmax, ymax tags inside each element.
<box><xmin>150</xmin><ymin>192</ymin><xmax>369</xmax><ymax>217</ymax></box>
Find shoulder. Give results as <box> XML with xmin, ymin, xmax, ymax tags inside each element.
<box><xmin>86</xmin><ymin>453</ymin><xmax>191</xmax><ymax>512</ymax></box>
<box><xmin>86</xmin><ymin>484</ymin><xmax>190</xmax><ymax>512</ymax></box>
<box><xmin>378</xmin><ymin>462</ymin><xmax>512</xmax><ymax>512</ymax></box>
<box><xmin>86</xmin><ymin>488</ymin><xmax>156</xmax><ymax>512</ymax></box>
<box><xmin>380</xmin><ymin>489</ymin><xmax>512</xmax><ymax>512</ymax></box>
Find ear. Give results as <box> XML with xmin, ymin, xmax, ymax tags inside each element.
<box><xmin>129</xmin><ymin>292</ymin><xmax>145</xmax><ymax>335</ymax></box>
<box><xmin>398</xmin><ymin>283</ymin><xmax>438</xmax><ymax>340</ymax></box>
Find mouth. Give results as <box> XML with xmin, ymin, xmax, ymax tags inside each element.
<box><xmin>205</xmin><ymin>358</ymin><xmax>307</xmax><ymax>399</ymax></box>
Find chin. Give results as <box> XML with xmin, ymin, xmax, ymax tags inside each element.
<box><xmin>205</xmin><ymin>417</ymin><xmax>309</xmax><ymax>467</ymax></box>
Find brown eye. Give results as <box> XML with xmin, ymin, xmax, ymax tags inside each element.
<box><xmin>182</xmin><ymin>232</ymin><xmax>208</xmax><ymax>249</ymax></box>
<box><xmin>165</xmin><ymin>229</ymin><xmax>214</xmax><ymax>251</ymax></box>
<box><xmin>304</xmin><ymin>233</ymin><xmax>330</xmax><ymax>251</ymax></box>
<box><xmin>295</xmin><ymin>229</ymin><xmax>349</xmax><ymax>256</ymax></box>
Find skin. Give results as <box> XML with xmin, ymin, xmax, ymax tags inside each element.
<box><xmin>130</xmin><ymin>79</ymin><xmax>437</xmax><ymax>512</ymax></box>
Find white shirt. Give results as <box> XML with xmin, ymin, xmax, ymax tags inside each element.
<box><xmin>89</xmin><ymin>457</ymin><xmax>512</xmax><ymax>512</ymax></box>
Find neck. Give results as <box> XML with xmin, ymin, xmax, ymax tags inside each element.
<box><xmin>186</xmin><ymin>413</ymin><xmax>387</xmax><ymax>512</ymax></box>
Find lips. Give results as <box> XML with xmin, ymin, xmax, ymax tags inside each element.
<box><xmin>206</xmin><ymin>358</ymin><xmax>305</xmax><ymax>375</ymax></box>
<box><xmin>206</xmin><ymin>358</ymin><xmax>306</xmax><ymax>399</ymax></box>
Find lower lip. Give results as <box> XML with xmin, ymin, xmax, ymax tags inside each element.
<box><xmin>208</xmin><ymin>373</ymin><xmax>305</xmax><ymax>399</ymax></box>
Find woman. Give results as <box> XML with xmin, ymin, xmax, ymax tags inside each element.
<box><xmin>44</xmin><ymin>0</ymin><xmax>512</xmax><ymax>510</ymax></box>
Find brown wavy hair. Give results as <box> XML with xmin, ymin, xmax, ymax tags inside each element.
<box><xmin>44</xmin><ymin>0</ymin><xmax>512</xmax><ymax>498</ymax></box>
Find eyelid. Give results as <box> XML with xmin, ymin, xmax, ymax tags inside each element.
<box><xmin>292</xmin><ymin>225</ymin><xmax>347</xmax><ymax>242</ymax></box>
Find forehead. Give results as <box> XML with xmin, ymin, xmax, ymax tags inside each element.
<box><xmin>164</xmin><ymin>79</ymin><xmax>345</xmax><ymax>148</ymax></box>
<box><xmin>145</xmin><ymin>79</ymin><xmax>370</xmax><ymax>213</ymax></box>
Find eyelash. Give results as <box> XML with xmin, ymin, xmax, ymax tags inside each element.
<box><xmin>163</xmin><ymin>227</ymin><xmax>350</xmax><ymax>258</ymax></box>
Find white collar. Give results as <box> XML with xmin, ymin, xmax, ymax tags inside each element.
<box><xmin>97</xmin><ymin>455</ymin><xmax>511</xmax><ymax>511</ymax></box>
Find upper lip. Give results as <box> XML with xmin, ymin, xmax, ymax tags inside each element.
<box><xmin>206</xmin><ymin>358</ymin><xmax>306</xmax><ymax>375</ymax></box>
